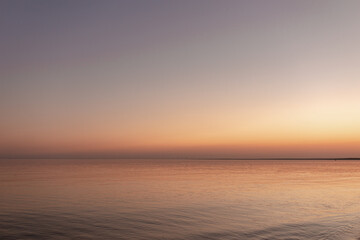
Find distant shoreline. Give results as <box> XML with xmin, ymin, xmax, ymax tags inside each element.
<box><xmin>193</xmin><ymin>158</ymin><xmax>360</xmax><ymax>160</ymax></box>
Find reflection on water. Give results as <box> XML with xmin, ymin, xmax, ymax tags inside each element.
<box><xmin>1</xmin><ymin>159</ymin><xmax>360</xmax><ymax>239</ymax></box>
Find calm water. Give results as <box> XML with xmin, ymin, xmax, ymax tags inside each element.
<box><xmin>1</xmin><ymin>159</ymin><xmax>360</xmax><ymax>240</ymax></box>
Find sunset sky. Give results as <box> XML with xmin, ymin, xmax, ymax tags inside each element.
<box><xmin>1</xmin><ymin>0</ymin><xmax>360</xmax><ymax>158</ymax></box>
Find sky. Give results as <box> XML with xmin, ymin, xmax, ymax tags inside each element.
<box><xmin>1</xmin><ymin>0</ymin><xmax>360</xmax><ymax>158</ymax></box>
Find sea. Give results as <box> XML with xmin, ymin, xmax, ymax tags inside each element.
<box><xmin>1</xmin><ymin>159</ymin><xmax>360</xmax><ymax>240</ymax></box>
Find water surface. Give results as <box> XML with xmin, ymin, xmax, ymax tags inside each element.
<box><xmin>1</xmin><ymin>159</ymin><xmax>360</xmax><ymax>239</ymax></box>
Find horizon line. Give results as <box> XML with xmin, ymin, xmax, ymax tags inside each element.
<box><xmin>1</xmin><ymin>157</ymin><xmax>360</xmax><ymax>160</ymax></box>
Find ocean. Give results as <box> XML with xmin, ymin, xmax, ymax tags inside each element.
<box><xmin>1</xmin><ymin>159</ymin><xmax>360</xmax><ymax>239</ymax></box>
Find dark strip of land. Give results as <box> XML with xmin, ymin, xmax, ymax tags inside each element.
<box><xmin>0</xmin><ymin>156</ymin><xmax>360</xmax><ymax>160</ymax></box>
<box><xmin>191</xmin><ymin>158</ymin><xmax>360</xmax><ymax>160</ymax></box>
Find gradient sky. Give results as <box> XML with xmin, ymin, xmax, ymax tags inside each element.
<box><xmin>1</xmin><ymin>0</ymin><xmax>360</xmax><ymax>158</ymax></box>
